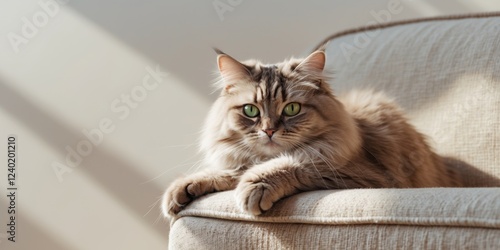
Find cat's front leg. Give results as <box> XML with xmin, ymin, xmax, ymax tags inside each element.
<box><xmin>163</xmin><ymin>169</ymin><xmax>239</xmax><ymax>217</ymax></box>
<box><xmin>235</xmin><ymin>155</ymin><xmax>316</xmax><ymax>215</ymax></box>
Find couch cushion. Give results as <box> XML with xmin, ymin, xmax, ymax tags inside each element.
<box><xmin>320</xmin><ymin>16</ymin><xmax>500</xmax><ymax>185</ymax></box>
<box><xmin>322</xmin><ymin>14</ymin><xmax>500</xmax><ymax>184</ymax></box>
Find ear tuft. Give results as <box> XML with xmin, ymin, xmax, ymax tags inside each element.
<box><xmin>213</xmin><ymin>47</ymin><xmax>225</xmax><ymax>55</ymax></box>
<box><xmin>217</xmin><ymin>53</ymin><xmax>251</xmax><ymax>83</ymax></box>
<box><xmin>294</xmin><ymin>50</ymin><xmax>326</xmax><ymax>73</ymax></box>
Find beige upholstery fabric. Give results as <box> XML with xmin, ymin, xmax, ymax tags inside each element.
<box><xmin>175</xmin><ymin>189</ymin><xmax>500</xmax><ymax>228</ymax></box>
<box><xmin>171</xmin><ymin>189</ymin><xmax>500</xmax><ymax>249</ymax></box>
<box><xmin>172</xmin><ymin>218</ymin><xmax>500</xmax><ymax>250</ymax></box>
<box><xmin>324</xmin><ymin>15</ymin><xmax>500</xmax><ymax>185</ymax></box>
<box><xmin>169</xmin><ymin>14</ymin><xmax>500</xmax><ymax>249</ymax></box>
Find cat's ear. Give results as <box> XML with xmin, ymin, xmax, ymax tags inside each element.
<box><xmin>215</xmin><ymin>50</ymin><xmax>252</xmax><ymax>85</ymax></box>
<box><xmin>294</xmin><ymin>50</ymin><xmax>326</xmax><ymax>74</ymax></box>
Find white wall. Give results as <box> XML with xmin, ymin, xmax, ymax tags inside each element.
<box><xmin>0</xmin><ymin>0</ymin><xmax>498</xmax><ymax>249</ymax></box>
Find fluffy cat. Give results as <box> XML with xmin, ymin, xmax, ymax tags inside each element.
<box><xmin>162</xmin><ymin>50</ymin><xmax>460</xmax><ymax>217</ymax></box>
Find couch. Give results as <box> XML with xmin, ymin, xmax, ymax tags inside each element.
<box><xmin>168</xmin><ymin>13</ymin><xmax>500</xmax><ymax>249</ymax></box>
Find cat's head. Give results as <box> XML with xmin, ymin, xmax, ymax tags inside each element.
<box><xmin>202</xmin><ymin>50</ymin><xmax>348</xmax><ymax>161</ymax></box>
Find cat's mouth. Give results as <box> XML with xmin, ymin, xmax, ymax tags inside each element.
<box><xmin>263</xmin><ymin>140</ymin><xmax>281</xmax><ymax>149</ymax></box>
<box><xmin>257</xmin><ymin>134</ymin><xmax>284</xmax><ymax>154</ymax></box>
<box><xmin>265</xmin><ymin>140</ymin><xmax>279</xmax><ymax>146</ymax></box>
<box><xmin>260</xmin><ymin>140</ymin><xmax>283</xmax><ymax>155</ymax></box>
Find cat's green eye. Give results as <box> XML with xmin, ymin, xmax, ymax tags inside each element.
<box><xmin>243</xmin><ymin>104</ymin><xmax>260</xmax><ymax>118</ymax></box>
<box><xmin>283</xmin><ymin>102</ymin><xmax>301</xmax><ymax>116</ymax></box>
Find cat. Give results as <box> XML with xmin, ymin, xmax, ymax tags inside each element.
<box><xmin>162</xmin><ymin>49</ymin><xmax>461</xmax><ymax>217</ymax></box>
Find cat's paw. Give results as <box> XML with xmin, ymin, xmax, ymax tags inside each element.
<box><xmin>162</xmin><ymin>170</ymin><xmax>239</xmax><ymax>217</ymax></box>
<box><xmin>235</xmin><ymin>173</ymin><xmax>281</xmax><ymax>216</ymax></box>
<box><xmin>162</xmin><ymin>177</ymin><xmax>212</xmax><ymax>217</ymax></box>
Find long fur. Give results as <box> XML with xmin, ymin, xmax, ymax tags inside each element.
<box><xmin>162</xmin><ymin>51</ymin><xmax>461</xmax><ymax>217</ymax></box>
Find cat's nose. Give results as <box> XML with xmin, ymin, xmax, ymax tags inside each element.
<box><xmin>263</xmin><ymin>129</ymin><xmax>276</xmax><ymax>138</ymax></box>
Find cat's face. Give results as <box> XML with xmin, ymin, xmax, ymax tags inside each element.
<box><xmin>207</xmin><ymin>51</ymin><xmax>342</xmax><ymax>159</ymax></box>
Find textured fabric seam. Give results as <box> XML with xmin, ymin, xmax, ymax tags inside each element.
<box><xmin>312</xmin><ymin>11</ymin><xmax>500</xmax><ymax>51</ymax></box>
<box><xmin>177</xmin><ymin>210</ymin><xmax>500</xmax><ymax>229</ymax></box>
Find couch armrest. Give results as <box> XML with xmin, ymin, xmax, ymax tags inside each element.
<box><xmin>170</xmin><ymin>189</ymin><xmax>500</xmax><ymax>249</ymax></box>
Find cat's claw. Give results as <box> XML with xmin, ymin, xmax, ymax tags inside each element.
<box><xmin>235</xmin><ymin>175</ymin><xmax>279</xmax><ymax>216</ymax></box>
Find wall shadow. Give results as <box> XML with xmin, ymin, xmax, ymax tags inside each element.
<box><xmin>0</xmin><ymin>199</ymin><xmax>74</xmax><ymax>250</ymax></box>
<box><xmin>0</xmin><ymin>79</ymin><xmax>168</xmax><ymax>240</ymax></box>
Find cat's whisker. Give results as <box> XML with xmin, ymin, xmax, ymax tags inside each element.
<box><xmin>313</xmin><ymin>140</ymin><xmax>366</xmax><ymax>181</ymax></box>
<box><xmin>294</xmin><ymin>143</ymin><xmax>330</xmax><ymax>189</ymax></box>
<box><xmin>154</xmin><ymin>212</ymin><xmax>166</xmax><ymax>225</ymax></box>
<box><xmin>157</xmin><ymin>142</ymin><xmax>199</xmax><ymax>149</ymax></box>
<box><xmin>314</xmin><ymin>140</ymin><xmax>363</xmax><ymax>179</ymax></box>
<box><xmin>301</xmin><ymin>143</ymin><xmax>349</xmax><ymax>189</ymax></box>
<box><xmin>186</xmin><ymin>159</ymin><xmax>206</xmax><ymax>173</ymax></box>
<box><xmin>144</xmin><ymin>195</ymin><xmax>163</xmax><ymax>217</ymax></box>
<box><xmin>140</xmin><ymin>159</ymin><xmax>204</xmax><ymax>185</ymax></box>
